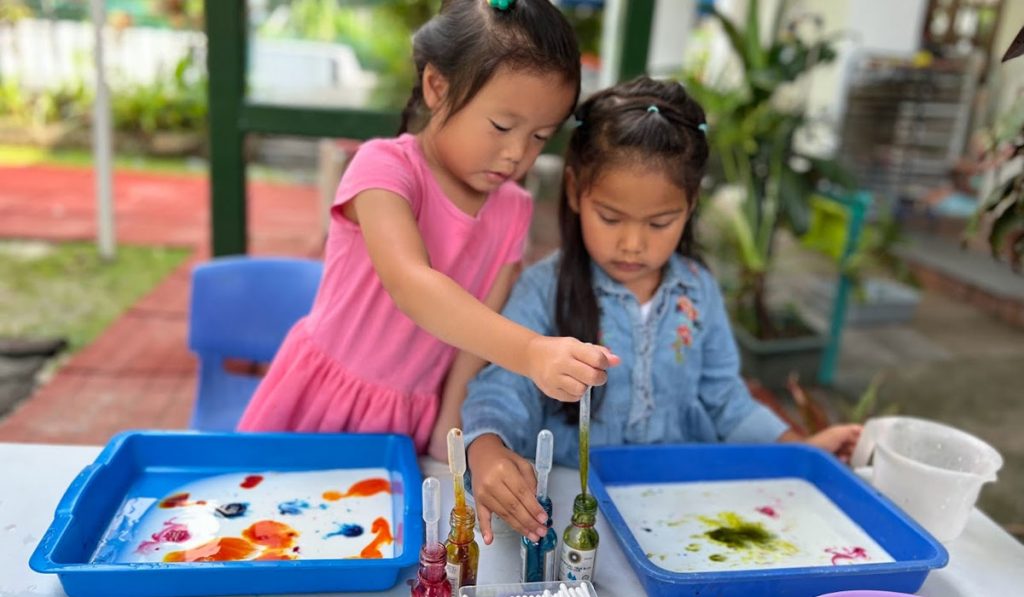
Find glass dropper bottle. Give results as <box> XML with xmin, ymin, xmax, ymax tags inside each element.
<box><xmin>521</xmin><ymin>429</ymin><xmax>557</xmax><ymax>582</ymax></box>
<box><xmin>444</xmin><ymin>428</ymin><xmax>478</xmax><ymax>592</ymax></box>
<box><xmin>411</xmin><ymin>477</ymin><xmax>450</xmax><ymax>597</ymax></box>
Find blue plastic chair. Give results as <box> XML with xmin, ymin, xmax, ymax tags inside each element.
<box><xmin>187</xmin><ymin>257</ymin><xmax>323</xmax><ymax>431</ymax></box>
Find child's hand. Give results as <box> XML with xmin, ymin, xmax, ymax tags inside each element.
<box><xmin>807</xmin><ymin>424</ymin><xmax>863</xmax><ymax>463</ymax></box>
<box><xmin>467</xmin><ymin>434</ymin><xmax>549</xmax><ymax>545</ymax></box>
<box><xmin>526</xmin><ymin>336</ymin><xmax>620</xmax><ymax>402</ymax></box>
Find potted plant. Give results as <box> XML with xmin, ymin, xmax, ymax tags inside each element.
<box><xmin>687</xmin><ymin>0</ymin><xmax>853</xmax><ymax>388</ymax></box>
<box><xmin>967</xmin><ymin>26</ymin><xmax>1024</xmax><ymax>271</ymax></box>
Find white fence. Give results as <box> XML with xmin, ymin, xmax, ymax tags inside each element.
<box><xmin>0</xmin><ymin>18</ymin><xmax>376</xmax><ymax>107</ymax></box>
<box><xmin>0</xmin><ymin>18</ymin><xmax>204</xmax><ymax>90</ymax></box>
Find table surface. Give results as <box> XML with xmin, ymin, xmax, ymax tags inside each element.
<box><xmin>2</xmin><ymin>442</ymin><xmax>1022</xmax><ymax>597</ymax></box>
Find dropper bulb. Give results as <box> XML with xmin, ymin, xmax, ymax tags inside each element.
<box><xmin>447</xmin><ymin>428</ymin><xmax>466</xmax><ymax>477</ymax></box>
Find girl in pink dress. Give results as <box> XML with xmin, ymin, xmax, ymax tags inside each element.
<box><xmin>238</xmin><ymin>0</ymin><xmax>618</xmax><ymax>459</ymax></box>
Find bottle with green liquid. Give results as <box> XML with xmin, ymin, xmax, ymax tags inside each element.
<box><xmin>558</xmin><ymin>492</ymin><xmax>599</xmax><ymax>581</ymax></box>
<box><xmin>560</xmin><ymin>388</ymin><xmax>598</xmax><ymax>581</ymax></box>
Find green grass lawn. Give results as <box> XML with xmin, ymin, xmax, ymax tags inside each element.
<box><xmin>0</xmin><ymin>144</ymin><xmax>311</xmax><ymax>184</ymax></box>
<box><xmin>0</xmin><ymin>241</ymin><xmax>190</xmax><ymax>352</ymax></box>
<box><xmin>0</xmin><ymin>144</ymin><xmax>207</xmax><ymax>176</ymax></box>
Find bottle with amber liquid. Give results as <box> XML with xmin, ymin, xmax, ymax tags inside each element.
<box><xmin>444</xmin><ymin>429</ymin><xmax>479</xmax><ymax>593</ymax></box>
<box><xmin>444</xmin><ymin>504</ymin><xmax>479</xmax><ymax>591</ymax></box>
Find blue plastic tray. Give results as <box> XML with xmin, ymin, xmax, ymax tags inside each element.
<box><xmin>589</xmin><ymin>444</ymin><xmax>947</xmax><ymax>597</ymax></box>
<box><xmin>30</xmin><ymin>432</ymin><xmax>423</xmax><ymax>597</ymax></box>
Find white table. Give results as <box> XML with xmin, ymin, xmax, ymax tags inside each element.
<box><xmin>2</xmin><ymin>442</ymin><xmax>1022</xmax><ymax>597</ymax></box>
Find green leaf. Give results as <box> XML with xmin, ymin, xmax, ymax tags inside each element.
<box><xmin>850</xmin><ymin>374</ymin><xmax>885</xmax><ymax>424</ymax></box>
<box><xmin>982</xmin><ymin>176</ymin><xmax>1018</xmax><ymax>212</ymax></box>
<box><xmin>804</xmin><ymin>155</ymin><xmax>855</xmax><ymax>189</ymax></box>
<box><xmin>744</xmin><ymin>0</ymin><xmax>767</xmax><ymax>70</ymax></box>
<box><xmin>711</xmin><ymin>6</ymin><xmax>753</xmax><ymax>72</ymax></box>
<box><xmin>778</xmin><ymin>165</ymin><xmax>812</xmax><ymax>235</ymax></box>
<box><xmin>988</xmin><ymin>202</ymin><xmax>1024</xmax><ymax>258</ymax></box>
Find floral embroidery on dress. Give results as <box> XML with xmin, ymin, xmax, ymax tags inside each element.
<box><xmin>672</xmin><ymin>294</ymin><xmax>700</xmax><ymax>363</ymax></box>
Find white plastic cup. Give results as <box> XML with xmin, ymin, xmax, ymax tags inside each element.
<box><xmin>851</xmin><ymin>416</ymin><xmax>1002</xmax><ymax>542</ymax></box>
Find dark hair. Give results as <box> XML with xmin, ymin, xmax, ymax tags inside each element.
<box><xmin>398</xmin><ymin>0</ymin><xmax>581</xmax><ymax>134</ymax></box>
<box><xmin>554</xmin><ymin>76</ymin><xmax>709</xmax><ymax>423</ymax></box>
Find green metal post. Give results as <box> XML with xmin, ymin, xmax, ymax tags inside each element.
<box><xmin>617</xmin><ymin>0</ymin><xmax>656</xmax><ymax>81</ymax></box>
<box><xmin>817</xmin><ymin>191</ymin><xmax>871</xmax><ymax>385</ymax></box>
<box><xmin>205</xmin><ymin>0</ymin><xmax>248</xmax><ymax>256</ymax></box>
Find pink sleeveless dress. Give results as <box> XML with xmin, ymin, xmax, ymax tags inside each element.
<box><xmin>237</xmin><ymin>134</ymin><xmax>533</xmax><ymax>452</ymax></box>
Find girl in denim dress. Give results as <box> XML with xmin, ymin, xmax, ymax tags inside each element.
<box><xmin>461</xmin><ymin>77</ymin><xmax>862</xmax><ymax>545</ymax></box>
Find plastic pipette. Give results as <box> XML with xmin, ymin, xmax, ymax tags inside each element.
<box><xmin>579</xmin><ymin>386</ymin><xmax>591</xmax><ymax>496</ymax></box>
<box><xmin>447</xmin><ymin>428</ymin><xmax>467</xmax><ymax>511</ymax></box>
<box><xmin>536</xmin><ymin>429</ymin><xmax>554</xmax><ymax>500</ymax></box>
<box><xmin>423</xmin><ymin>477</ymin><xmax>440</xmax><ymax>547</ymax></box>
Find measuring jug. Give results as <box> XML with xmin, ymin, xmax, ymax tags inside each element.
<box><xmin>851</xmin><ymin>416</ymin><xmax>1002</xmax><ymax>542</ymax></box>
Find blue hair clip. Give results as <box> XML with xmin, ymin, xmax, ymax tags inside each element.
<box><xmin>488</xmin><ymin>0</ymin><xmax>515</xmax><ymax>11</ymax></box>
<box><xmin>698</xmin><ymin>122</ymin><xmax>708</xmax><ymax>134</ymax></box>
<box><xmin>647</xmin><ymin>105</ymin><xmax>660</xmax><ymax>114</ymax></box>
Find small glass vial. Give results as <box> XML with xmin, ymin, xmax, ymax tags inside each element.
<box><xmin>411</xmin><ymin>543</ymin><xmax>451</xmax><ymax>597</ymax></box>
<box><xmin>520</xmin><ymin>495</ymin><xmax>558</xmax><ymax>581</ymax></box>
<box><xmin>444</xmin><ymin>505</ymin><xmax>479</xmax><ymax>593</ymax></box>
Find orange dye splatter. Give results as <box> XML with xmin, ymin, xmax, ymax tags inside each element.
<box><xmin>240</xmin><ymin>475</ymin><xmax>264</xmax><ymax>489</ymax></box>
<box><xmin>159</xmin><ymin>493</ymin><xmax>206</xmax><ymax>508</ymax></box>
<box><xmin>344</xmin><ymin>478</ymin><xmax>391</xmax><ymax>497</ymax></box>
<box><xmin>359</xmin><ymin>517</ymin><xmax>394</xmax><ymax>559</ymax></box>
<box><xmin>163</xmin><ymin>537</ymin><xmax>256</xmax><ymax>562</ymax></box>
<box><xmin>323</xmin><ymin>478</ymin><xmax>391</xmax><ymax>502</ymax></box>
<box><xmin>254</xmin><ymin>548</ymin><xmax>297</xmax><ymax>561</ymax></box>
<box><xmin>242</xmin><ymin>520</ymin><xmax>299</xmax><ymax>549</ymax></box>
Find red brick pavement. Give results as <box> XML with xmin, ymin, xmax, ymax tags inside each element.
<box><xmin>0</xmin><ymin>165</ymin><xmax>323</xmax><ymax>444</ymax></box>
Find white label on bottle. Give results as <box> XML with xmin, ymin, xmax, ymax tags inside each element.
<box><xmin>445</xmin><ymin>561</ymin><xmax>461</xmax><ymax>594</ymax></box>
<box><xmin>543</xmin><ymin>548</ymin><xmax>557</xmax><ymax>581</ymax></box>
<box><xmin>558</xmin><ymin>544</ymin><xmax>597</xmax><ymax>581</ymax></box>
<box><xmin>520</xmin><ymin>543</ymin><xmax>559</xmax><ymax>582</ymax></box>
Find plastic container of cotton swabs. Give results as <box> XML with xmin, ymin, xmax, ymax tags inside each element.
<box><xmin>458</xmin><ymin>580</ymin><xmax>597</xmax><ymax>597</ymax></box>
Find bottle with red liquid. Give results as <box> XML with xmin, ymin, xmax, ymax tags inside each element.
<box><xmin>411</xmin><ymin>477</ymin><xmax>451</xmax><ymax>597</ymax></box>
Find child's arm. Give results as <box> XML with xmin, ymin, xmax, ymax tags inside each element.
<box><xmin>348</xmin><ymin>190</ymin><xmax>618</xmax><ymax>401</ymax></box>
<box><xmin>694</xmin><ymin>272</ymin><xmax>790</xmax><ymax>442</ymax></box>
<box><xmin>428</xmin><ymin>262</ymin><xmax>523</xmax><ymax>462</ymax></box>
<box><xmin>429</xmin><ymin>350</ymin><xmax>485</xmax><ymax>461</ymax></box>
<box><xmin>778</xmin><ymin>425</ymin><xmax>862</xmax><ymax>462</ymax></box>
<box><xmin>467</xmin><ymin>434</ymin><xmax>548</xmax><ymax>545</ymax></box>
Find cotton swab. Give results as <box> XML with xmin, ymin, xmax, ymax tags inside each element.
<box><xmin>507</xmin><ymin>583</ymin><xmax>591</xmax><ymax>597</ymax></box>
<box><xmin>422</xmin><ymin>477</ymin><xmax>440</xmax><ymax>547</ymax></box>
<box><xmin>447</xmin><ymin>428</ymin><xmax>467</xmax><ymax>512</ymax></box>
<box><xmin>535</xmin><ymin>429</ymin><xmax>553</xmax><ymax>500</ymax></box>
